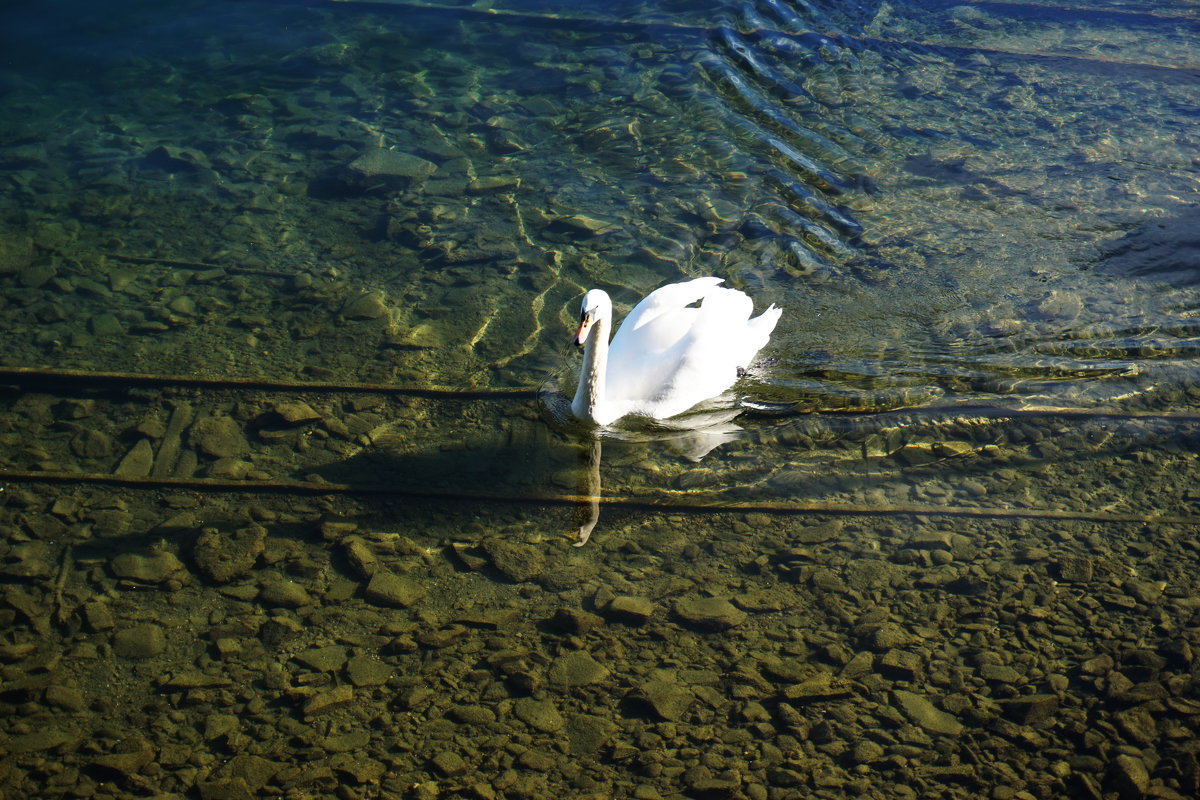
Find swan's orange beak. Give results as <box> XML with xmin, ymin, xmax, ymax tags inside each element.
<box><xmin>573</xmin><ymin>311</ymin><xmax>593</xmax><ymax>347</ymax></box>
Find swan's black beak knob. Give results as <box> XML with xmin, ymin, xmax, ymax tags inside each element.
<box><xmin>573</xmin><ymin>311</ymin><xmax>593</xmax><ymax>347</ymax></box>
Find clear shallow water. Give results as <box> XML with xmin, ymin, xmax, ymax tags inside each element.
<box><xmin>1</xmin><ymin>0</ymin><xmax>1199</xmax><ymax>798</ymax></box>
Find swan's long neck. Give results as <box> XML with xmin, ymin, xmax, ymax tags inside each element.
<box><xmin>572</xmin><ymin>312</ymin><xmax>609</xmax><ymax>424</ymax></box>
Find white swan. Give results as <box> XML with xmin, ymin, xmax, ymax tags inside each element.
<box><xmin>570</xmin><ymin>277</ymin><xmax>782</xmax><ymax>426</ymax></box>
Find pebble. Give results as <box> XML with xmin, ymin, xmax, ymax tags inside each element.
<box><xmin>110</xmin><ymin>551</ymin><xmax>186</xmax><ymax>584</ymax></box>
<box><xmin>1055</xmin><ymin>556</ymin><xmax>1094</xmax><ymax>582</ymax></box>
<box><xmin>1002</xmin><ymin>694</ymin><xmax>1059</xmax><ymax>725</ymax></box>
<box><xmin>45</xmin><ymin>685</ymin><xmax>85</xmax><ymax>711</ymax></box>
<box><xmin>113</xmin><ymin>624</ymin><xmax>166</xmax><ymax>659</ymax></box>
<box><xmin>480</xmin><ymin>538</ymin><xmax>544</xmax><ymax>582</ymax></box>
<box><xmin>272</xmin><ymin>401</ymin><xmax>321</xmax><ymax>424</ymax></box>
<box><xmin>0</xmin><ymin>542</ymin><xmax>55</xmax><ymax>579</ymax></box>
<box><xmin>9</xmin><ymin>729</ymin><xmax>75</xmax><ymax>753</ymax></box>
<box><xmin>781</xmin><ymin>672</ymin><xmax>852</xmax><ymax>702</ymax></box>
<box><xmin>324</xmin><ymin>731</ymin><xmax>370</xmax><ymax>753</ymax></box>
<box><xmin>168</xmin><ymin>294</ymin><xmax>197</xmax><ymax>315</ymax></box>
<box><xmin>1108</xmin><ymin>754</ymin><xmax>1149</xmax><ymax>800</ymax></box>
<box><xmin>450</xmin><ymin>705</ymin><xmax>497</xmax><ymax>726</ymax></box>
<box><xmin>302</xmin><ymin>684</ymin><xmax>354</xmax><ymax>717</ymax></box>
<box><xmin>189</xmin><ymin>415</ymin><xmax>250</xmax><ymax>458</ymax></box>
<box><xmin>295</xmin><ymin>646</ymin><xmax>347</xmax><ymax>673</ymax></box>
<box><xmin>607</xmin><ymin>595</ymin><xmax>655</xmax><ymax>623</ymax></box>
<box><xmin>852</xmin><ymin>740</ymin><xmax>885</xmax><ymax>764</ymax></box>
<box><xmin>0</xmin><ymin>233</ymin><xmax>34</xmax><ymax>273</ymax></box>
<box><xmin>893</xmin><ymin>689</ymin><xmax>964</xmax><ymax>735</ymax></box>
<box><xmin>343</xmin><ymin>536</ymin><xmax>380</xmax><ymax>578</ymax></box>
<box><xmin>565</xmin><ymin>714</ymin><xmax>616</xmax><ymax>756</ymax></box>
<box><xmin>91</xmin><ymin>739</ymin><xmax>154</xmax><ymax>776</ymax></box>
<box><xmin>114</xmin><ymin>439</ymin><xmax>155</xmax><ymax>478</ymax></box>
<box><xmin>548</xmin><ymin>651</ymin><xmax>610</xmax><ymax>687</ymax></box>
<box><xmin>83</xmin><ymin>601</ymin><xmax>115</xmax><ymax>632</ymax></box>
<box><xmin>549</xmin><ymin>607</ymin><xmax>604</xmax><ymax>634</ymax></box>
<box><xmin>342</xmin><ymin>292</ymin><xmax>389</xmax><ymax>320</ymax></box>
<box><xmin>513</xmin><ymin>697</ymin><xmax>565</xmax><ymax>732</ymax></box>
<box><xmin>432</xmin><ymin>750</ymin><xmax>467</xmax><ymax>777</ymax></box>
<box><xmin>71</xmin><ymin>428</ymin><xmax>114</xmax><ymax>459</ymax></box>
<box><xmin>674</xmin><ymin>597</ymin><xmax>747</xmax><ymax>630</ymax></box>
<box><xmin>364</xmin><ymin>571</ymin><xmax>426</xmax><ymax>607</ymax></box>
<box><xmin>193</xmin><ymin>526</ymin><xmax>266</xmax><ymax>583</ymax></box>
<box><xmin>89</xmin><ymin>313</ymin><xmax>124</xmax><ymax>337</ymax></box>
<box><xmin>258</xmin><ymin>579</ymin><xmax>312</xmax><ymax>608</ymax></box>
<box><xmin>0</xmin><ymin>643</ymin><xmax>37</xmax><ymax>662</ymax></box>
<box><xmin>879</xmin><ymin>650</ymin><xmax>923</xmax><ymax>681</ymax></box>
<box><xmin>633</xmin><ymin>679</ymin><xmax>694</xmax><ymax>721</ymax></box>
<box><xmin>346</xmin><ymin>655</ymin><xmax>391</xmax><ymax>687</ymax></box>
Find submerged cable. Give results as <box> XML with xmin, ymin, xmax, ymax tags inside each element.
<box><xmin>0</xmin><ymin>467</ymin><xmax>1196</xmax><ymax>526</ymax></box>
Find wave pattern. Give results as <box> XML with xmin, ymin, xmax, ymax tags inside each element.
<box><xmin>681</xmin><ymin>0</ymin><xmax>886</xmax><ymax>285</ymax></box>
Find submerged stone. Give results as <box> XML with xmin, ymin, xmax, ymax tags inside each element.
<box><xmin>294</xmin><ymin>646</ymin><xmax>348</xmax><ymax>673</ymax></box>
<box><xmin>607</xmin><ymin>595</ymin><xmax>655</xmax><ymax>623</ymax></box>
<box><xmin>114</xmin><ymin>439</ymin><xmax>155</xmax><ymax>478</ymax></box>
<box><xmin>0</xmin><ymin>234</ymin><xmax>34</xmax><ymax>274</ymax></box>
<box><xmin>633</xmin><ymin>679</ymin><xmax>694</xmax><ymax>721</ymax></box>
<box><xmin>258</xmin><ymin>579</ymin><xmax>312</xmax><ymax>608</ymax></box>
<box><xmin>548</xmin><ymin>651</ymin><xmax>610</xmax><ymax>687</ymax></box>
<box><xmin>272</xmin><ymin>401</ymin><xmax>321</xmax><ymax>424</ymax></box>
<box><xmin>513</xmin><ymin>697</ymin><xmax>565</xmax><ymax>732</ymax></box>
<box><xmin>481</xmin><ymin>538</ymin><xmax>544</xmax><ymax>582</ymax></box>
<box><xmin>342</xmin><ymin>293</ymin><xmax>390</xmax><ymax>320</ymax></box>
<box><xmin>347</xmin><ymin>655</ymin><xmax>392</xmax><ymax>687</ymax></box>
<box><xmin>565</xmin><ymin>714</ymin><xmax>616</xmax><ymax>756</ymax></box>
<box><xmin>303</xmin><ymin>684</ymin><xmax>354</xmax><ymax>717</ymax></box>
<box><xmin>113</xmin><ymin>624</ymin><xmax>166</xmax><ymax>659</ymax></box>
<box><xmin>8</xmin><ymin>729</ymin><xmax>75</xmax><ymax>753</ymax></box>
<box><xmin>674</xmin><ymin>597</ymin><xmax>747</xmax><ymax>630</ymax></box>
<box><xmin>190</xmin><ymin>415</ymin><xmax>250</xmax><ymax>458</ymax></box>
<box><xmin>91</xmin><ymin>738</ymin><xmax>154</xmax><ymax>776</ymax></box>
<box><xmin>893</xmin><ymin>689</ymin><xmax>963</xmax><ymax>736</ymax></box>
<box><xmin>193</xmin><ymin>526</ymin><xmax>266</xmax><ymax>583</ymax></box>
<box><xmin>364</xmin><ymin>571</ymin><xmax>426</xmax><ymax>607</ymax></box>
<box><xmin>111</xmin><ymin>551</ymin><xmax>186</xmax><ymax>584</ymax></box>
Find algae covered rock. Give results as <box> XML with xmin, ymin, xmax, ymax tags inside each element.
<box><xmin>0</xmin><ymin>233</ymin><xmax>34</xmax><ymax>274</ymax></box>
<box><xmin>193</xmin><ymin>526</ymin><xmax>266</xmax><ymax>583</ymax></box>
<box><xmin>189</xmin><ymin>415</ymin><xmax>250</xmax><ymax>458</ymax></box>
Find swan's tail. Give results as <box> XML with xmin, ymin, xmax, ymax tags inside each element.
<box><xmin>751</xmin><ymin>304</ymin><xmax>783</xmax><ymax>336</ymax></box>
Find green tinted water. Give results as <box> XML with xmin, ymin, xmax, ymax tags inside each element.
<box><xmin>1</xmin><ymin>0</ymin><xmax>1199</xmax><ymax>797</ymax></box>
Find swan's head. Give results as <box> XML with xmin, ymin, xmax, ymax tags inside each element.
<box><xmin>573</xmin><ymin>289</ymin><xmax>611</xmax><ymax>347</ymax></box>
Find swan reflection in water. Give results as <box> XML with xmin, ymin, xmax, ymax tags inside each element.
<box><xmin>546</xmin><ymin>277</ymin><xmax>782</xmax><ymax>545</ymax></box>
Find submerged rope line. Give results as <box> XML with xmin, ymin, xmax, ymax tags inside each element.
<box><xmin>0</xmin><ymin>467</ymin><xmax>1196</xmax><ymax>526</ymax></box>
<box><xmin>330</xmin><ymin>0</ymin><xmax>1200</xmax><ymax>75</ymax></box>
<box><xmin>0</xmin><ymin>366</ymin><xmax>538</xmax><ymax>400</ymax></box>
<box><xmin>3</xmin><ymin>365</ymin><xmax>1200</xmax><ymax>424</ymax></box>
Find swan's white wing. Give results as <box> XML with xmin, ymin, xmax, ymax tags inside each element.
<box><xmin>616</xmin><ymin>286</ymin><xmax>781</xmax><ymax>420</ymax></box>
<box><xmin>617</xmin><ymin>277</ymin><xmax>724</xmax><ymax>342</ymax></box>
<box><xmin>606</xmin><ymin>278</ymin><xmax>726</xmax><ymax>403</ymax></box>
<box><xmin>637</xmin><ymin>287</ymin><xmax>758</xmax><ymax>419</ymax></box>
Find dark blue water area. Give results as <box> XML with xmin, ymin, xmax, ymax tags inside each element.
<box><xmin>0</xmin><ymin>0</ymin><xmax>315</xmax><ymax>69</ymax></box>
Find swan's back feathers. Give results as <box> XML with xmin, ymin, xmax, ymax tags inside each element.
<box><xmin>602</xmin><ymin>278</ymin><xmax>781</xmax><ymax>421</ymax></box>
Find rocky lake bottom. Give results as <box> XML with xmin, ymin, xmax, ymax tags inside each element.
<box><xmin>0</xmin><ymin>380</ymin><xmax>1198</xmax><ymax>800</ymax></box>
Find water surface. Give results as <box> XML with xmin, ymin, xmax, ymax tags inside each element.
<box><xmin>1</xmin><ymin>0</ymin><xmax>1199</xmax><ymax>797</ymax></box>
